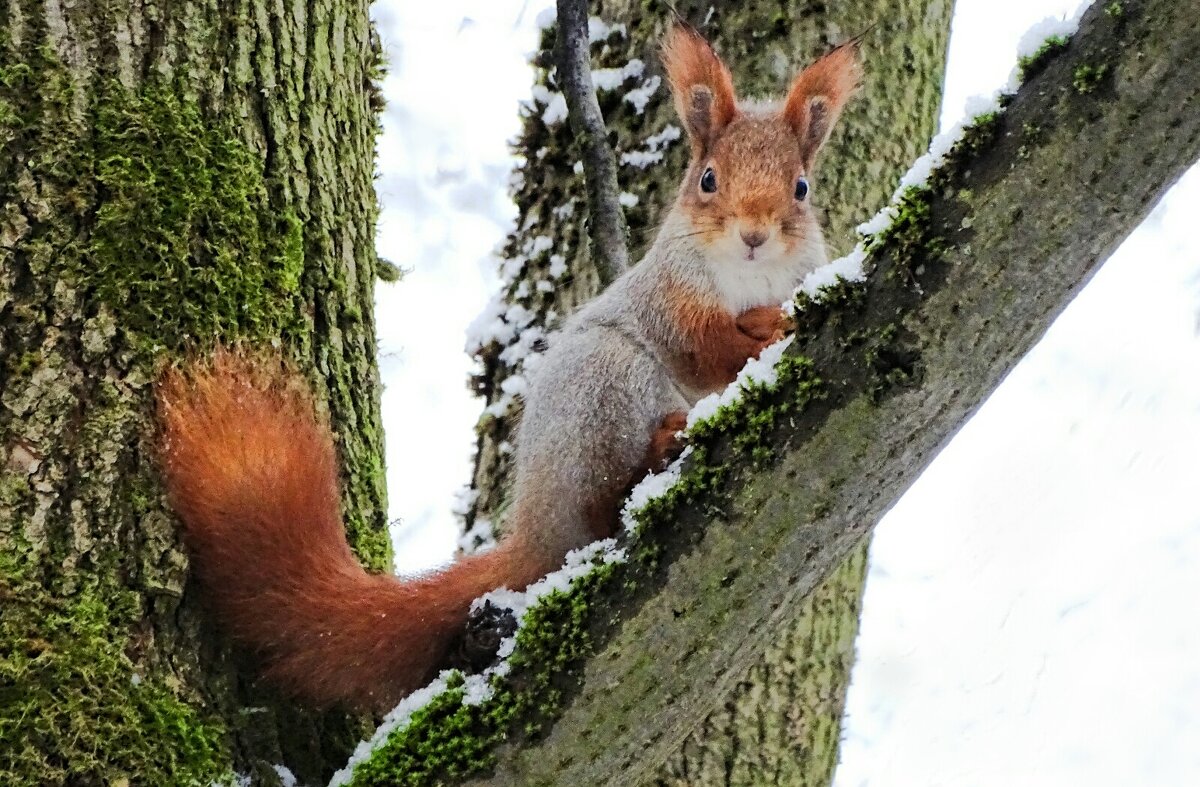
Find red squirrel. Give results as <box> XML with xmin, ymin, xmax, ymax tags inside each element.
<box><xmin>157</xmin><ymin>26</ymin><xmax>861</xmax><ymax>712</ymax></box>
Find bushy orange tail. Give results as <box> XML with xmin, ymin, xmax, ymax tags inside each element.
<box><xmin>157</xmin><ymin>350</ymin><xmax>519</xmax><ymax>711</ymax></box>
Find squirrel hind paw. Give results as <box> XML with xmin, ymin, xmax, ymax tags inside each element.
<box><xmin>647</xmin><ymin>411</ymin><xmax>689</xmax><ymax>471</ymax></box>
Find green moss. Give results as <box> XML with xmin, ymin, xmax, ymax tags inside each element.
<box><xmin>377</xmin><ymin>257</ymin><xmax>404</xmax><ymax>282</ymax></box>
<box><xmin>1073</xmin><ymin>63</ymin><xmax>1109</xmax><ymax>94</ymax></box>
<box><xmin>951</xmin><ymin>111</ymin><xmax>1003</xmax><ymax>161</ymax></box>
<box><xmin>1017</xmin><ymin>35</ymin><xmax>1070</xmax><ymax>83</ymax></box>
<box><xmin>3</xmin><ymin>351</ymin><xmax>40</xmax><ymax>380</ymax></box>
<box><xmin>1104</xmin><ymin>1</ymin><xmax>1123</xmax><ymax>16</ymax></box>
<box><xmin>85</xmin><ymin>82</ymin><xmax>306</xmax><ymax>353</ymax></box>
<box><xmin>0</xmin><ymin>556</ymin><xmax>229</xmax><ymax>784</ymax></box>
<box><xmin>346</xmin><ymin>563</ymin><xmax>621</xmax><ymax>786</ymax></box>
<box><xmin>864</xmin><ymin>186</ymin><xmax>943</xmax><ymax>279</ymax></box>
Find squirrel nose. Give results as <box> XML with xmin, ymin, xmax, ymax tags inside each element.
<box><xmin>740</xmin><ymin>229</ymin><xmax>768</xmax><ymax>248</ymax></box>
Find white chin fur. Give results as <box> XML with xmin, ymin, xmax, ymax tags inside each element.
<box><xmin>704</xmin><ymin>235</ymin><xmax>827</xmax><ymax>313</ymax></box>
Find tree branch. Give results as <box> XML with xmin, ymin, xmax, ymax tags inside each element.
<box><xmin>554</xmin><ymin>0</ymin><xmax>630</xmax><ymax>285</ymax></box>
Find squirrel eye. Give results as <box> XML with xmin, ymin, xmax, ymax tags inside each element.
<box><xmin>699</xmin><ymin>167</ymin><xmax>718</xmax><ymax>194</ymax></box>
<box><xmin>794</xmin><ymin>177</ymin><xmax>810</xmax><ymax>201</ymax></box>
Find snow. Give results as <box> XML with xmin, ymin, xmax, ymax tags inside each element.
<box><xmin>457</xmin><ymin>517</ymin><xmax>497</xmax><ymax>555</ymax></box>
<box><xmin>686</xmin><ymin>336</ymin><xmax>794</xmax><ymax>427</ymax></box>
<box><xmin>794</xmin><ymin>246</ymin><xmax>869</xmax><ymax>302</ymax></box>
<box><xmin>483</xmin><ymin>373</ymin><xmax>529</xmax><ymax>417</ymax></box>
<box><xmin>527</xmin><ymin>234</ymin><xmax>554</xmax><ymax>257</ymax></box>
<box><xmin>548</xmin><ymin>254</ymin><xmax>568</xmax><ymax>278</ymax></box>
<box><xmin>621</xmin><ymin>123</ymin><xmax>682</xmax><ymax>168</ymax></box>
<box><xmin>449</xmin><ymin>485</ymin><xmax>478</xmax><ymax>518</ymax></box>
<box><xmin>541</xmin><ymin>91</ymin><xmax>568</xmax><ymax>126</ymax></box>
<box><xmin>591</xmin><ymin>59</ymin><xmax>644</xmax><ymax>92</ymax></box>
<box><xmin>618</xmin><ymin>191</ymin><xmax>639</xmax><ymax>208</ymax></box>
<box><xmin>620</xmin><ymin>447</ymin><xmax>691</xmax><ymax>533</ymax></box>
<box><xmin>499</xmin><ymin>325</ymin><xmax>546</xmax><ymax>365</ymax></box>
<box><xmin>623</xmin><ymin>75</ymin><xmax>661</xmax><ymax>114</ymax></box>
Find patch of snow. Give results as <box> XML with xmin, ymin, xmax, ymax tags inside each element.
<box><xmin>541</xmin><ymin>92</ymin><xmax>568</xmax><ymax>125</ymax></box>
<box><xmin>620</xmin><ymin>447</ymin><xmax>692</xmax><ymax>533</ymax></box>
<box><xmin>458</xmin><ymin>517</ymin><xmax>497</xmax><ymax>555</ymax></box>
<box><xmin>586</xmin><ymin>17</ymin><xmax>626</xmax><ymax>43</ymax></box>
<box><xmin>591</xmin><ymin>59</ymin><xmax>645</xmax><ymax>91</ymax></box>
<box><xmin>686</xmin><ymin>336</ymin><xmax>795</xmax><ymax>428</ymax></box>
<box><xmin>450</xmin><ymin>486</ymin><xmax>479</xmax><ymax>518</ymax></box>
<box><xmin>621</xmin><ymin>123</ymin><xmax>682</xmax><ymax>168</ymax></box>
<box><xmin>794</xmin><ymin>246</ymin><xmax>870</xmax><ymax>302</ymax></box>
<box><xmin>624</xmin><ymin>75</ymin><xmax>661</xmax><ymax>114</ymax></box>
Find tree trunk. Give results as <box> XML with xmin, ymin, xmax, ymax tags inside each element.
<box><xmin>464</xmin><ymin>2</ymin><xmax>950</xmax><ymax>784</ymax></box>
<box><xmin>340</xmin><ymin>1</ymin><xmax>1200</xmax><ymax>783</ymax></box>
<box><xmin>0</xmin><ymin>0</ymin><xmax>386</xmax><ymax>783</ymax></box>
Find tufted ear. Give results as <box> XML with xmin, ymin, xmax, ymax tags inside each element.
<box><xmin>661</xmin><ymin>25</ymin><xmax>737</xmax><ymax>156</ymax></box>
<box><xmin>783</xmin><ymin>41</ymin><xmax>863</xmax><ymax>168</ymax></box>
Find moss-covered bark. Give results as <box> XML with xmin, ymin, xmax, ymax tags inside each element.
<box><xmin>464</xmin><ymin>1</ymin><xmax>949</xmax><ymax>783</ymax></box>
<box><xmin>0</xmin><ymin>0</ymin><xmax>385</xmax><ymax>782</ymax></box>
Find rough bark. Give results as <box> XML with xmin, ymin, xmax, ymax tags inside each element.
<box><xmin>464</xmin><ymin>1</ymin><xmax>949</xmax><ymax>784</ymax></box>
<box><xmin>0</xmin><ymin>0</ymin><xmax>385</xmax><ymax>783</ymax></box>
<box><xmin>409</xmin><ymin>0</ymin><xmax>1196</xmax><ymax>783</ymax></box>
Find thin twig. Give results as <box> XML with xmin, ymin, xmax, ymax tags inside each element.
<box><xmin>554</xmin><ymin>0</ymin><xmax>629</xmax><ymax>285</ymax></box>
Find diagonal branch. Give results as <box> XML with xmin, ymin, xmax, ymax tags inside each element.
<box><xmin>554</xmin><ymin>0</ymin><xmax>629</xmax><ymax>285</ymax></box>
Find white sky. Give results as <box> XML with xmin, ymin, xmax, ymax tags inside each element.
<box><xmin>370</xmin><ymin>1</ymin><xmax>1200</xmax><ymax>783</ymax></box>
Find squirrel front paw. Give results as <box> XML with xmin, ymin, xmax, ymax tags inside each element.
<box><xmin>647</xmin><ymin>411</ymin><xmax>688</xmax><ymax>471</ymax></box>
<box><xmin>735</xmin><ymin>305</ymin><xmax>793</xmax><ymax>345</ymax></box>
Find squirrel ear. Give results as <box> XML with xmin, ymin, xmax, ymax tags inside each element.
<box><xmin>661</xmin><ymin>25</ymin><xmax>737</xmax><ymax>155</ymax></box>
<box><xmin>783</xmin><ymin>41</ymin><xmax>862</xmax><ymax>167</ymax></box>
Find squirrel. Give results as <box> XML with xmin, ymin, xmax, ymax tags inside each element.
<box><xmin>156</xmin><ymin>25</ymin><xmax>861</xmax><ymax>712</ymax></box>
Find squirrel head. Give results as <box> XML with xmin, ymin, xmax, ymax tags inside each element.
<box><xmin>661</xmin><ymin>25</ymin><xmax>861</xmax><ymax>269</ymax></box>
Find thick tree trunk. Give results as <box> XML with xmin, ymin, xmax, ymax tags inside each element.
<box><xmin>464</xmin><ymin>2</ymin><xmax>949</xmax><ymax>784</ymax></box>
<box><xmin>0</xmin><ymin>0</ymin><xmax>385</xmax><ymax>783</ymax></box>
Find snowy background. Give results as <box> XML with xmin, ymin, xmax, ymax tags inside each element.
<box><xmin>368</xmin><ymin>1</ymin><xmax>1200</xmax><ymax>784</ymax></box>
